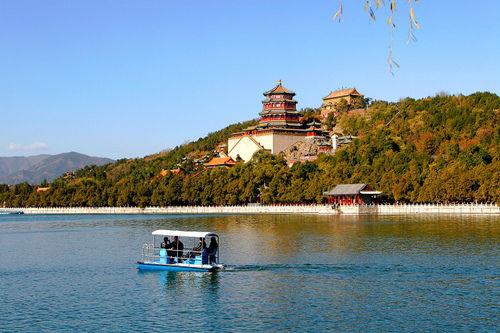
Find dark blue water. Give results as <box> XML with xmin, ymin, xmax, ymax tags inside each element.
<box><xmin>0</xmin><ymin>214</ymin><xmax>498</xmax><ymax>332</ymax></box>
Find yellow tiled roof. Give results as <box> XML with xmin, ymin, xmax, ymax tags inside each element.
<box><xmin>323</xmin><ymin>88</ymin><xmax>362</xmax><ymax>100</ymax></box>
<box><xmin>205</xmin><ymin>156</ymin><xmax>236</xmax><ymax>167</ymax></box>
<box><xmin>264</xmin><ymin>80</ymin><xmax>295</xmax><ymax>95</ymax></box>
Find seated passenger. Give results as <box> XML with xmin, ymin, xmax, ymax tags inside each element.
<box><xmin>190</xmin><ymin>237</ymin><xmax>206</xmax><ymax>258</ymax></box>
<box><xmin>207</xmin><ymin>237</ymin><xmax>218</xmax><ymax>264</ymax></box>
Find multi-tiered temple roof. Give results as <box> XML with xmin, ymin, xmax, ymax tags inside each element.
<box><xmin>227</xmin><ymin>81</ymin><xmax>329</xmax><ymax>162</ymax></box>
<box><xmin>258</xmin><ymin>80</ymin><xmax>302</xmax><ymax>129</ymax></box>
<box><xmin>233</xmin><ymin>80</ymin><xmax>326</xmax><ymax>137</ymax></box>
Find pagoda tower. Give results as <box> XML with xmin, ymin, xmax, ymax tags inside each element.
<box><xmin>259</xmin><ymin>80</ymin><xmax>302</xmax><ymax>129</ymax></box>
<box><xmin>227</xmin><ymin>80</ymin><xmax>327</xmax><ymax>162</ymax></box>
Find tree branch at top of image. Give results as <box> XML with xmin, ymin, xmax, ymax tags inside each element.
<box><xmin>333</xmin><ymin>0</ymin><xmax>421</xmax><ymax>74</ymax></box>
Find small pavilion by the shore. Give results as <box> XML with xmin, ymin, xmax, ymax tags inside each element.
<box><xmin>323</xmin><ymin>183</ymin><xmax>382</xmax><ymax>205</ymax></box>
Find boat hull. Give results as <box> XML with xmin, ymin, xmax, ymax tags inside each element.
<box><xmin>137</xmin><ymin>261</ymin><xmax>223</xmax><ymax>272</ymax></box>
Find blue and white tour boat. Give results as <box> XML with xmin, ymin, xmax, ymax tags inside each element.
<box><xmin>137</xmin><ymin>229</ymin><xmax>225</xmax><ymax>272</ymax></box>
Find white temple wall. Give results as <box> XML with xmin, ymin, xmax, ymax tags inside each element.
<box><xmin>253</xmin><ymin>134</ymin><xmax>273</xmax><ymax>151</ymax></box>
<box><xmin>228</xmin><ymin>136</ymin><xmax>263</xmax><ymax>162</ymax></box>
<box><xmin>228</xmin><ymin>132</ymin><xmax>306</xmax><ymax>162</ymax></box>
<box><xmin>270</xmin><ymin>133</ymin><xmax>305</xmax><ymax>154</ymax></box>
<box><xmin>227</xmin><ymin>137</ymin><xmax>239</xmax><ymax>154</ymax></box>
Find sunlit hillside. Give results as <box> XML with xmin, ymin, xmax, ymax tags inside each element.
<box><xmin>1</xmin><ymin>92</ymin><xmax>498</xmax><ymax>206</ymax></box>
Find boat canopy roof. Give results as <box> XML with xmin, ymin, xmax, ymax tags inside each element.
<box><xmin>152</xmin><ymin>230</ymin><xmax>218</xmax><ymax>238</ymax></box>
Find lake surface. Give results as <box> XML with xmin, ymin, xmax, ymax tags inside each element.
<box><xmin>0</xmin><ymin>214</ymin><xmax>498</xmax><ymax>332</ymax></box>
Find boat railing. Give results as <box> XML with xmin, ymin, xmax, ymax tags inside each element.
<box><xmin>141</xmin><ymin>246</ymin><xmax>218</xmax><ymax>263</ymax></box>
<box><xmin>142</xmin><ymin>243</ymin><xmax>155</xmax><ymax>259</ymax></box>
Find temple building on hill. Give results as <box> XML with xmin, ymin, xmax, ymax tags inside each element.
<box><xmin>228</xmin><ymin>81</ymin><xmax>326</xmax><ymax>162</ymax></box>
<box><xmin>204</xmin><ymin>156</ymin><xmax>237</xmax><ymax>169</ymax></box>
<box><xmin>320</xmin><ymin>88</ymin><xmax>364</xmax><ymax>119</ymax></box>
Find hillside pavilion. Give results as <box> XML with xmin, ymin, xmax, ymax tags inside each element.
<box><xmin>323</xmin><ymin>183</ymin><xmax>382</xmax><ymax>205</ymax></box>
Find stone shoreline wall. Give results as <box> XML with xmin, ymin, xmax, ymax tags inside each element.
<box><xmin>1</xmin><ymin>203</ymin><xmax>498</xmax><ymax>215</ymax></box>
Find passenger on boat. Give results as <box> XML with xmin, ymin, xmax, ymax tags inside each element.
<box><xmin>171</xmin><ymin>236</ymin><xmax>184</xmax><ymax>262</ymax></box>
<box><xmin>160</xmin><ymin>237</ymin><xmax>175</xmax><ymax>263</ymax></box>
<box><xmin>189</xmin><ymin>238</ymin><xmax>206</xmax><ymax>258</ymax></box>
<box><xmin>161</xmin><ymin>237</ymin><xmax>170</xmax><ymax>249</ymax></box>
<box><xmin>207</xmin><ymin>237</ymin><xmax>218</xmax><ymax>264</ymax></box>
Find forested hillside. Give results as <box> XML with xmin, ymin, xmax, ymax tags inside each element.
<box><xmin>1</xmin><ymin>92</ymin><xmax>498</xmax><ymax>207</ymax></box>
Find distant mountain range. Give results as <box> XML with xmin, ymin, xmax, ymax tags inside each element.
<box><xmin>0</xmin><ymin>152</ymin><xmax>114</xmax><ymax>185</ymax></box>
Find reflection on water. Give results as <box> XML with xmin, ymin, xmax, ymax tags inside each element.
<box><xmin>0</xmin><ymin>214</ymin><xmax>498</xmax><ymax>332</ymax></box>
<box><xmin>140</xmin><ymin>270</ymin><xmax>221</xmax><ymax>295</ymax></box>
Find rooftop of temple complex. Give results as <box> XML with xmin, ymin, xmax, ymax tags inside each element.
<box><xmin>205</xmin><ymin>156</ymin><xmax>237</xmax><ymax>168</ymax></box>
<box><xmin>263</xmin><ymin>80</ymin><xmax>295</xmax><ymax>96</ymax></box>
<box><xmin>231</xmin><ymin>80</ymin><xmax>329</xmax><ymax>138</ymax></box>
<box><xmin>323</xmin><ymin>88</ymin><xmax>362</xmax><ymax>100</ymax></box>
<box><xmin>323</xmin><ymin>184</ymin><xmax>371</xmax><ymax>196</ymax></box>
<box><xmin>259</xmin><ymin>80</ymin><xmax>300</xmax><ymax>126</ymax></box>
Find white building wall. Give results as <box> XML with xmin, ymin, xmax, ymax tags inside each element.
<box><xmin>228</xmin><ymin>136</ymin><xmax>263</xmax><ymax>162</ymax></box>
<box><xmin>253</xmin><ymin>133</ymin><xmax>273</xmax><ymax>151</ymax></box>
<box><xmin>228</xmin><ymin>132</ymin><xmax>306</xmax><ymax>162</ymax></box>
<box><xmin>271</xmin><ymin>133</ymin><xmax>305</xmax><ymax>154</ymax></box>
<box><xmin>227</xmin><ymin>137</ymin><xmax>239</xmax><ymax>155</ymax></box>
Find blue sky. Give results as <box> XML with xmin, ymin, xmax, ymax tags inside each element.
<box><xmin>1</xmin><ymin>0</ymin><xmax>498</xmax><ymax>159</ymax></box>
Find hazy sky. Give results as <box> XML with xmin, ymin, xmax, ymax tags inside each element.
<box><xmin>1</xmin><ymin>0</ymin><xmax>498</xmax><ymax>159</ymax></box>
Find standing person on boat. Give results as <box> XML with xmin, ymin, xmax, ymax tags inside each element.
<box><xmin>159</xmin><ymin>237</ymin><xmax>170</xmax><ymax>263</ymax></box>
<box><xmin>171</xmin><ymin>236</ymin><xmax>184</xmax><ymax>262</ymax></box>
<box><xmin>161</xmin><ymin>237</ymin><xmax>175</xmax><ymax>263</ymax></box>
<box><xmin>207</xmin><ymin>237</ymin><xmax>218</xmax><ymax>264</ymax></box>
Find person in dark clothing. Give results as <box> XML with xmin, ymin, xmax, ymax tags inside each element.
<box><xmin>207</xmin><ymin>237</ymin><xmax>218</xmax><ymax>264</ymax></box>
<box><xmin>160</xmin><ymin>237</ymin><xmax>175</xmax><ymax>262</ymax></box>
<box><xmin>161</xmin><ymin>237</ymin><xmax>170</xmax><ymax>249</ymax></box>
<box><xmin>171</xmin><ymin>236</ymin><xmax>184</xmax><ymax>262</ymax></box>
<box><xmin>190</xmin><ymin>237</ymin><xmax>206</xmax><ymax>258</ymax></box>
<box><xmin>160</xmin><ymin>237</ymin><xmax>174</xmax><ymax>263</ymax></box>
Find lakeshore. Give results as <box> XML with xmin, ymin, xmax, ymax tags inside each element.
<box><xmin>1</xmin><ymin>203</ymin><xmax>498</xmax><ymax>215</ymax></box>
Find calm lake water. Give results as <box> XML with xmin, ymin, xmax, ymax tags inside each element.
<box><xmin>0</xmin><ymin>214</ymin><xmax>498</xmax><ymax>332</ymax></box>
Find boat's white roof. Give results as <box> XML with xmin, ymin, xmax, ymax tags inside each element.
<box><xmin>152</xmin><ymin>230</ymin><xmax>218</xmax><ymax>238</ymax></box>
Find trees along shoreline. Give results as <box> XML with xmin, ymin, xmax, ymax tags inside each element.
<box><xmin>1</xmin><ymin>92</ymin><xmax>498</xmax><ymax>207</ymax></box>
